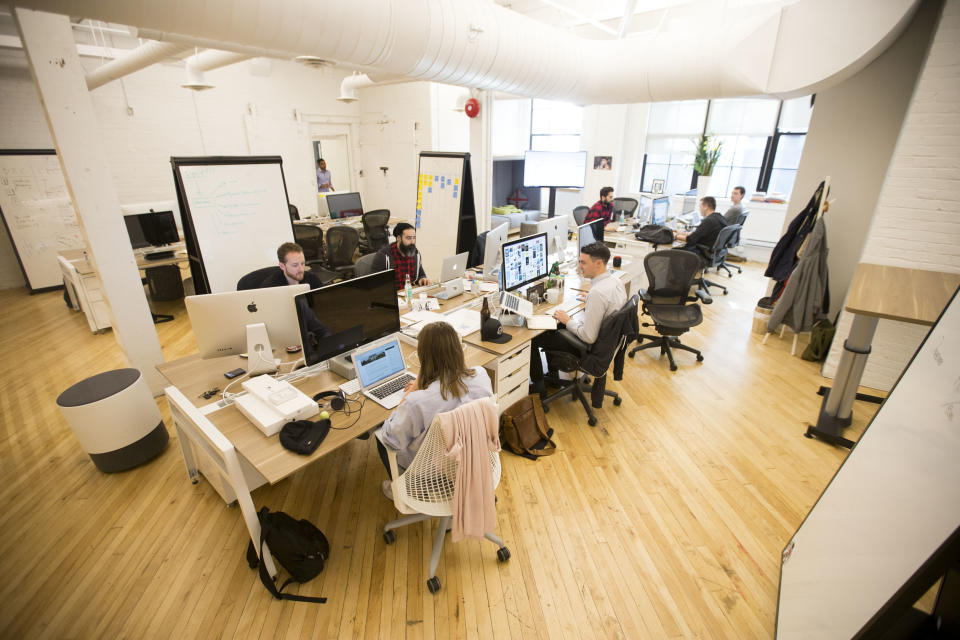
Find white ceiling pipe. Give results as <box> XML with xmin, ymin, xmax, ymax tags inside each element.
<box><xmin>85</xmin><ymin>40</ymin><xmax>189</xmax><ymax>89</ymax></box>
<box><xmin>17</xmin><ymin>0</ymin><xmax>921</xmax><ymax>104</ymax></box>
<box><xmin>337</xmin><ymin>73</ymin><xmax>375</xmax><ymax>102</ymax></box>
<box><xmin>184</xmin><ymin>49</ymin><xmax>250</xmax><ymax>73</ymax></box>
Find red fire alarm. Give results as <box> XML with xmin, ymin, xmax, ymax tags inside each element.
<box><xmin>464</xmin><ymin>98</ymin><xmax>480</xmax><ymax>118</ymax></box>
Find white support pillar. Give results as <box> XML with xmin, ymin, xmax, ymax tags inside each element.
<box><xmin>14</xmin><ymin>8</ymin><xmax>166</xmax><ymax>393</ymax></box>
<box><xmin>469</xmin><ymin>90</ymin><xmax>494</xmax><ymax>232</ymax></box>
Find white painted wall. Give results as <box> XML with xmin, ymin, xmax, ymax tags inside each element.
<box><xmin>431</xmin><ymin>83</ymin><xmax>471</xmax><ymax>153</ymax></box>
<box><xmin>492</xmin><ymin>98</ymin><xmax>531</xmax><ymax>159</ymax></box>
<box><xmin>0</xmin><ymin>48</ymin><xmax>359</xmax><ymax>289</ymax></box>
<box><xmin>823</xmin><ymin>0</ymin><xmax>960</xmax><ymax>392</ymax></box>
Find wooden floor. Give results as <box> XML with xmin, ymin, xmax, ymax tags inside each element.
<box><xmin>0</xmin><ymin>262</ymin><xmax>878</xmax><ymax>639</ymax></box>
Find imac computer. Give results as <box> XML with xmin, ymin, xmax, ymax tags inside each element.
<box><xmin>651</xmin><ymin>197</ymin><xmax>669</xmax><ymax>225</ymax></box>
<box><xmin>435</xmin><ymin>251</ymin><xmax>469</xmax><ymax>300</ymax></box>
<box><xmin>536</xmin><ymin>216</ymin><xmax>568</xmax><ymax>259</ymax></box>
<box><xmin>482</xmin><ymin>222</ymin><xmax>509</xmax><ymax>281</ymax></box>
<box><xmin>124</xmin><ymin>211</ymin><xmax>179</xmax><ymax>249</ymax></box>
<box><xmin>501</xmin><ymin>232</ymin><xmax>548</xmax><ymax>293</ymax></box>
<box><xmin>294</xmin><ymin>270</ymin><xmax>401</xmax><ymax>374</ymax></box>
<box><xmin>577</xmin><ymin>219</ymin><xmax>605</xmax><ymax>255</ymax></box>
<box><xmin>325</xmin><ymin>192</ymin><xmax>363</xmax><ymax>219</ymax></box>
<box><xmin>185</xmin><ymin>284</ymin><xmax>310</xmax><ymax>373</ymax></box>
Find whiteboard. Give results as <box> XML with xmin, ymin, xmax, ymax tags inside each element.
<box><xmin>174</xmin><ymin>158</ymin><xmax>294</xmax><ymax>293</ymax></box>
<box><xmin>0</xmin><ymin>151</ymin><xmax>83</xmax><ymax>290</ymax></box>
<box><xmin>416</xmin><ymin>153</ymin><xmax>473</xmax><ymax>281</ymax></box>
<box><xmin>776</xmin><ymin>288</ymin><xmax>960</xmax><ymax>638</ymax></box>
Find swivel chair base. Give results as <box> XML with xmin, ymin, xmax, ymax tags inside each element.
<box><xmin>716</xmin><ymin>258</ymin><xmax>741</xmax><ymax>277</ymax></box>
<box><xmin>698</xmin><ymin>274</ymin><xmax>728</xmax><ymax>295</ymax></box>
<box><xmin>628</xmin><ymin>333</ymin><xmax>704</xmax><ymax>372</ymax></box>
<box><xmin>542</xmin><ymin>374</ymin><xmax>621</xmax><ymax>427</ymax></box>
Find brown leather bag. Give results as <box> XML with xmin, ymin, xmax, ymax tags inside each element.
<box><xmin>499</xmin><ymin>394</ymin><xmax>556</xmax><ymax>459</ymax></box>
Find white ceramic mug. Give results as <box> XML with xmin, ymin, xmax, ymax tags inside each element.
<box><xmin>545</xmin><ymin>288</ymin><xmax>561</xmax><ymax>305</ymax></box>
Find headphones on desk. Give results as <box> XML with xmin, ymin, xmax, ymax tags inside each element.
<box><xmin>313</xmin><ymin>390</ymin><xmax>346</xmax><ymax>412</ymax></box>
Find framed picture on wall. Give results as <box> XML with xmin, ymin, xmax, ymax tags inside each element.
<box><xmin>593</xmin><ymin>156</ymin><xmax>612</xmax><ymax>170</ymax></box>
<box><xmin>651</xmin><ymin>179</ymin><xmax>665</xmax><ymax>194</ymax></box>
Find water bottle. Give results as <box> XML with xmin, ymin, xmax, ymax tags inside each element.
<box><xmin>619</xmin><ymin>211</ymin><xmax>625</xmax><ymax>226</ymax></box>
<box><xmin>404</xmin><ymin>274</ymin><xmax>413</xmax><ymax>304</ymax></box>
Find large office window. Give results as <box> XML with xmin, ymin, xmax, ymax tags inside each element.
<box><xmin>642</xmin><ymin>100</ymin><xmax>708</xmax><ymax>194</ymax></box>
<box><xmin>529</xmin><ymin>99</ymin><xmax>583</xmax><ymax>152</ymax></box>
<box><xmin>762</xmin><ymin>97</ymin><xmax>813</xmax><ymax>197</ymax></box>
<box><xmin>705</xmin><ymin>99</ymin><xmax>779</xmax><ymax>197</ymax></box>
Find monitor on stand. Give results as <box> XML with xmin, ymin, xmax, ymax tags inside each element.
<box><xmin>501</xmin><ymin>232</ymin><xmax>548</xmax><ymax>293</ymax></box>
<box><xmin>522</xmin><ymin>151</ymin><xmax>587</xmax><ymax>217</ymax></box>
<box><xmin>482</xmin><ymin>222</ymin><xmax>509</xmax><ymax>281</ymax></box>
<box><xmin>325</xmin><ymin>192</ymin><xmax>364</xmax><ymax>219</ymax></box>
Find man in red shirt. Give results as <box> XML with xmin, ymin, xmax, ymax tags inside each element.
<box><xmin>584</xmin><ymin>186</ymin><xmax>614</xmax><ymax>225</ymax></box>
<box><xmin>372</xmin><ymin>222</ymin><xmax>430</xmax><ymax>290</ymax></box>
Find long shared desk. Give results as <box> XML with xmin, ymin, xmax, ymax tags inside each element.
<box><xmin>158</xmin><ymin>269</ymin><xmax>632</xmax><ymax>572</ymax></box>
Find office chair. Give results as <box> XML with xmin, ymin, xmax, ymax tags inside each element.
<box><xmin>325</xmin><ymin>225</ymin><xmax>360</xmax><ymax>278</ymax></box>
<box><xmin>541</xmin><ymin>296</ymin><xmax>639</xmax><ymax>426</ymax></box>
<box><xmin>467</xmin><ymin>230</ymin><xmax>488</xmax><ymax>269</ymax></box>
<box><xmin>612</xmin><ymin>197</ymin><xmax>638</xmax><ymax>220</ymax></box>
<box><xmin>292</xmin><ymin>224</ymin><xmax>340</xmax><ymax>285</ymax></box>
<box><xmin>237</xmin><ymin>266</ymin><xmax>282</xmax><ymax>290</ymax></box>
<box><xmin>288</xmin><ymin>203</ymin><xmax>300</xmax><ymax>222</ymax></box>
<box><xmin>378</xmin><ymin>398</ymin><xmax>510</xmax><ymax>594</ymax></box>
<box><xmin>361</xmin><ymin>209</ymin><xmax>391</xmax><ymax>254</ymax></box>
<box><xmin>353</xmin><ymin>253</ymin><xmax>378</xmax><ymax>278</ymax></box>
<box><xmin>628</xmin><ymin>250</ymin><xmax>711</xmax><ymax>371</ymax></box>
<box><xmin>694</xmin><ymin>224</ymin><xmax>740</xmax><ymax>295</ymax></box>
<box><xmin>573</xmin><ymin>206</ymin><xmax>589</xmax><ymax>226</ymax></box>
<box><xmin>519</xmin><ymin>221</ymin><xmax>538</xmax><ymax>238</ymax></box>
<box><xmin>713</xmin><ymin>222</ymin><xmax>744</xmax><ymax>277</ymax></box>
<box><xmin>723</xmin><ymin>211</ymin><xmax>750</xmax><ymax>275</ymax></box>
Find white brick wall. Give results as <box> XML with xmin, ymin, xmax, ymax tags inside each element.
<box><xmin>0</xmin><ymin>51</ymin><xmax>359</xmax><ymax>289</ymax></box>
<box><xmin>823</xmin><ymin>0</ymin><xmax>960</xmax><ymax>390</ymax></box>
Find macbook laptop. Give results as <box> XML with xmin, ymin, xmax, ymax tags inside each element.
<box><xmin>435</xmin><ymin>251</ymin><xmax>469</xmax><ymax>300</ymax></box>
<box><xmin>352</xmin><ymin>336</ymin><xmax>417</xmax><ymax>409</ymax></box>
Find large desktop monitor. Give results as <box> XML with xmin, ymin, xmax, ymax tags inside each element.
<box><xmin>294</xmin><ymin>269</ymin><xmax>401</xmax><ymax>366</ymax></box>
<box><xmin>325</xmin><ymin>192</ymin><xmax>363</xmax><ymax>219</ymax></box>
<box><xmin>577</xmin><ymin>219</ymin><xmax>605</xmax><ymax>255</ymax></box>
<box><xmin>185</xmin><ymin>284</ymin><xmax>310</xmax><ymax>358</ymax></box>
<box><xmin>482</xmin><ymin>222</ymin><xmax>510</xmax><ymax>281</ymax></box>
<box><xmin>652</xmin><ymin>197</ymin><xmax>669</xmax><ymax>225</ymax></box>
<box><xmin>522</xmin><ymin>151</ymin><xmax>587</xmax><ymax>189</ymax></box>
<box><xmin>638</xmin><ymin>195</ymin><xmax>670</xmax><ymax>225</ymax></box>
<box><xmin>536</xmin><ymin>216</ymin><xmax>568</xmax><ymax>258</ymax></box>
<box><xmin>501</xmin><ymin>232</ymin><xmax>548</xmax><ymax>292</ymax></box>
<box><xmin>123</xmin><ymin>211</ymin><xmax>179</xmax><ymax>249</ymax></box>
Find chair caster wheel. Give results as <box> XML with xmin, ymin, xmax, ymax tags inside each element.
<box><xmin>427</xmin><ymin>576</ymin><xmax>441</xmax><ymax>593</ymax></box>
<box><xmin>613</xmin><ymin>397</ymin><xmax>622</xmax><ymax>406</ymax></box>
<box><xmin>497</xmin><ymin>547</ymin><xmax>511</xmax><ymax>562</ymax></box>
<box><xmin>628</xmin><ymin>352</ymin><xmax>635</xmax><ymax>359</ymax></box>
<box><xmin>696</xmin><ymin>354</ymin><xmax>704</xmax><ymax>362</ymax></box>
<box><xmin>670</xmin><ymin>364</ymin><xmax>678</xmax><ymax>371</ymax></box>
<box><xmin>542</xmin><ymin>404</ymin><xmax>549</xmax><ymax>413</ymax></box>
<box><xmin>588</xmin><ymin>417</ymin><xmax>598</xmax><ymax>427</ymax></box>
<box><xmin>723</xmin><ymin>290</ymin><xmax>728</xmax><ymax>295</ymax></box>
<box><xmin>383</xmin><ymin>530</ymin><xmax>396</xmax><ymax>544</ymax></box>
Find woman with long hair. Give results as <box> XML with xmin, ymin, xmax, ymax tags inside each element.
<box><xmin>375</xmin><ymin>321</ymin><xmax>493</xmax><ymax>496</ymax></box>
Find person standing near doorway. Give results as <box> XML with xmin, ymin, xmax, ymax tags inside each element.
<box><xmin>316</xmin><ymin>158</ymin><xmax>333</xmax><ymax>193</ymax></box>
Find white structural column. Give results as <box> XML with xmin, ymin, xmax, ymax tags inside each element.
<box><xmin>15</xmin><ymin>8</ymin><xmax>166</xmax><ymax>393</ymax></box>
<box><xmin>469</xmin><ymin>90</ymin><xmax>494</xmax><ymax>232</ymax></box>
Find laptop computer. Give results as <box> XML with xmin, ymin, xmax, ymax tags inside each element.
<box><xmin>435</xmin><ymin>251</ymin><xmax>469</xmax><ymax>300</ymax></box>
<box><xmin>352</xmin><ymin>336</ymin><xmax>417</xmax><ymax>409</ymax></box>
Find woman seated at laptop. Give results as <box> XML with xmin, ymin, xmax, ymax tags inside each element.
<box><xmin>375</xmin><ymin>321</ymin><xmax>493</xmax><ymax>497</ymax></box>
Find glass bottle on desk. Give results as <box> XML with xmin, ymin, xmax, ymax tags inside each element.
<box><xmin>404</xmin><ymin>274</ymin><xmax>413</xmax><ymax>304</ymax></box>
<box><xmin>480</xmin><ymin>296</ymin><xmax>490</xmax><ymax>327</ymax></box>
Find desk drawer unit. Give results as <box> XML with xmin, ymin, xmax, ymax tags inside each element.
<box><xmin>486</xmin><ymin>342</ymin><xmax>531</xmax><ymax>414</ymax></box>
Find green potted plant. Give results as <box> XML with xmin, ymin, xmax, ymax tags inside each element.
<box><xmin>693</xmin><ymin>134</ymin><xmax>723</xmax><ymax>198</ymax></box>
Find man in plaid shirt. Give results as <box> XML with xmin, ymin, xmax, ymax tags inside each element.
<box><xmin>584</xmin><ymin>186</ymin><xmax>615</xmax><ymax>225</ymax></box>
<box><xmin>373</xmin><ymin>222</ymin><xmax>430</xmax><ymax>290</ymax></box>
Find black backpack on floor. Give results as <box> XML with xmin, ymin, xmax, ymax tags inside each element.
<box><xmin>245</xmin><ymin>507</ymin><xmax>329</xmax><ymax>603</ymax></box>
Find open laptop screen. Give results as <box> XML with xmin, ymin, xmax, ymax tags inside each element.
<box><xmin>354</xmin><ymin>339</ymin><xmax>406</xmax><ymax>388</ymax></box>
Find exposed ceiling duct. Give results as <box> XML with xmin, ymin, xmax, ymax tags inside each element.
<box><xmin>85</xmin><ymin>40</ymin><xmax>189</xmax><ymax>90</ymax></box>
<box><xmin>16</xmin><ymin>0</ymin><xmax>922</xmax><ymax>104</ymax></box>
<box><xmin>181</xmin><ymin>49</ymin><xmax>251</xmax><ymax>91</ymax></box>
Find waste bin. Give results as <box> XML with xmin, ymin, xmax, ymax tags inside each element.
<box><xmin>145</xmin><ymin>264</ymin><xmax>184</xmax><ymax>301</ymax></box>
<box><xmin>56</xmin><ymin>368</ymin><xmax>168</xmax><ymax>473</ymax></box>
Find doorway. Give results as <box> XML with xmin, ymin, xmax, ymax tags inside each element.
<box><xmin>313</xmin><ymin>136</ymin><xmax>351</xmax><ymax>193</ymax></box>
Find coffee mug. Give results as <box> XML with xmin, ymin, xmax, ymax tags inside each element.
<box><xmin>545</xmin><ymin>289</ymin><xmax>561</xmax><ymax>304</ymax></box>
<box><xmin>613</xmin><ymin>256</ymin><xmax>622</xmax><ymax>268</ymax></box>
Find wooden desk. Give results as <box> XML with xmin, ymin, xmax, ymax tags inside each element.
<box><xmin>808</xmin><ymin>264</ymin><xmax>960</xmax><ymax>447</ymax></box>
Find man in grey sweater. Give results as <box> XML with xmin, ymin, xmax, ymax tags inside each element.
<box><xmin>723</xmin><ymin>186</ymin><xmax>746</xmax><ymax>223</ymax></box>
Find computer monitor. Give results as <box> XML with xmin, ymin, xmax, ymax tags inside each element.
<box><xmin>123</xmin><ymin>211</ymin><xmax>179</xmax><ymax>248</ymax></box>
<box><xmin>482</xmin><ymin>222</ymin><xmax>509</xmax><ymax>281</ymax></box>
<box><xmin>681</xmin><ymin>194</ymin><xmax>698</xmax><ymax>215</ymax></box>
<box><xmin>185</xmin><ymin>284</ymin><xmax>309</xmax><ymax>358</ymax></box>
<box><xmin>501</xmin><ymin>232</ymin><xmax>548</xmax><ymax>293</ymax></box>
<box><xmin>577</xmin><ymin>219</ymin><xmax>605</xmax><ymax>255</ymax></box>
<box><xmin>325</xmin><ymin>192</ymin><xmax>363</xmax><ymax>219</ymax></box>
<box><xmin>294</xmin><ymin>269</ymin><xmax>401</xmax><ymax>366</ymax></box>
<box><xmin>536</xmin><ymin>216</ymin><xmax>568</xmax><ymax>258</ymax></box>
<box><xmin>652</xmin><ymin>197</ymin><xmax>669</xmax><ymax>225</ymax></box>
<box><xmin>522</xmin><ymin>151</ymin><xmax>587</xmax><ymax>188</ymax></box>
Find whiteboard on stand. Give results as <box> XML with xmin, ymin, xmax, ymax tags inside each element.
<box><xmin>0</xmin><ymin>150</ymin><xmax>83</xmax><ymax>291</ymax></box>
<box><xmin>415</xmin><ymin>153</ymin><xmax>476</xmax><ymax>282</ymax></box>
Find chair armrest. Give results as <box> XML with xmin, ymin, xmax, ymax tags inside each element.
<box><xmin>638</xmin><ymin>288</ymin><xmax>652</xmax><ymax>304</ymax></box>
<box><xmin>694</xmin><ymin>289</ymin><xmax>713</xmax><ymax>305</ymax></box>
<box><xmin>555</xmin><ymin>328</ymin><xmax>589</xmax><ymax>356</ymax></box>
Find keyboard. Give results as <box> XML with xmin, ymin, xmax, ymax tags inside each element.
<box><xmin>339</xmin><ymin>378</ymin><xmax>361</xmax><ymax>395</ymax></box>
<box><xmin>370</xmin><ymin>372</ymin><xmax>416</xmax><ymax>399</ymax></box>
<box><xmin>546</xmin><ymin>299</ymin><xmax>582</xmax><ymax>315</ymax></box>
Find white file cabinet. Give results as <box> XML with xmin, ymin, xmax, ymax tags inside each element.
<box><xmin>485</xmin><ymin>341</ymin><xmax>531</xmax><ymax>414</ymax></box>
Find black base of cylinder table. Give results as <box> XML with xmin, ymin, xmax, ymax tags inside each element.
<box><xmin>89</xmin><ymin>421</ymin><xmax>169</xmax><ymax>473</ymax></box>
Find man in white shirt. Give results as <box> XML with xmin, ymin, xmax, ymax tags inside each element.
<box><xmin>529</xmin><ymin>242</ymin><xmax>627</xmax><ymax>396</ymax></box>
<box><xmin>316</xmin><ymin>158</ymin><xmax>333</xmax><ymax>193</ymax></box>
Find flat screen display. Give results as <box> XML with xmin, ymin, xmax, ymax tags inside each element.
<box><xmin>326</xmin><ymin>192</ymin><xmax>363</xmax><ymax>219</ymax></box>
<box><xmin>522</xmin><ymin>151</ymin><xmax>587</xmax><ymax>188</ymax></box>
<box><xmin>577</xmin><ymin>219</ymin><xmax>605</xmax><ymax>254</ymax></box>
<box><xmin>501</xmin><ymin>232</ymin><xmax>548</xmax><ymax>292</ymax></box>
<box><xmin>123</xmin><ymin>211</ymin><xmax>179</xmax><ymax>248</ymax></box>
<box><xmin>295</xmin><ymin>269</ymin><xmax>400</xmax><ymax>366</ymax></box>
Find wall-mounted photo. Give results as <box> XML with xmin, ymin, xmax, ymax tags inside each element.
<box><xmin>593</xmin><ymin>156</ymin><xmax>612</xmax><ymax>170</ymax></box>
<box><xmin>651</xmin><ymin>178</ymin><xmax>665</xmax><ymax>194</ymax></box>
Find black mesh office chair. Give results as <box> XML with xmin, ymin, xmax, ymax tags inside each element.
<box><xmin>712</xmin><ymin>222</ymin><xmax>744</xmax><ymax>277</ymax></box>
<box><xmin>237</xmin><ymin>266</ymin><xmax>282</xmax><ymax>291</ymax></box>
<box><xmin>292</xmin><ymin>224</ymin><xmax>339</xmax><ymax>285</ymax></box>
<box><xmin>573</xmin><ymin>206</ymin><xmax>589</xmax><ymax>226</ymax></box>
<box><xmin>361</xmin><ymin>209</ymin><xmax>391</xmax><ymax>254</ymax></box>
<box><xmin>723</xmin><ymin>211</ymin><xmax>749</xmax><ymax>275</ymax></box>
<box><xmin>353</xmin><ymin>253</ymin><xmax>379</xmax><ymax>277</ymax></box>
<box><xmin>612</xmin><ymin>197</ymin><xmax>638</xmax><ymax>220</ymax></box>
<box><xmin>628</xmin><ymin>250</ymin><xmax>711</xmax><ymax>371</ymax></box>
<box><xmin>541</xmin><ymin>296</ymin><xmax>639</xmax><ymax>426</ymax></box>
<box><xmin>288</xmin><ymin>203</ymin><xmax>300</xmax><ymax>222</ymax></box>
<box><xmin>467</xmin><ymin>230</ymin><xmax>488</xmax><ymax>269</ymax></box>
<box><xmin>694</xmin><ymin>224</ymin><xmax>740</xmax><ymax>295</ymax></box>
<box><xmin>325</xmin><ymin>225</ymin><xmax>360</xmax><ymax>278</ymax></box>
